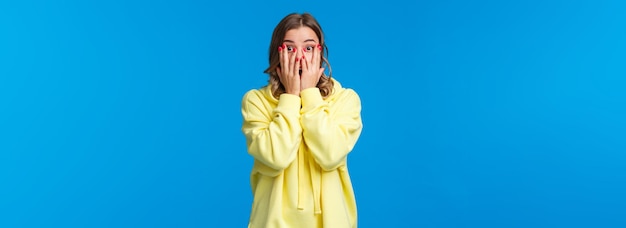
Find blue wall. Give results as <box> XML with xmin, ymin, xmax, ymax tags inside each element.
<box><xmin>1</xmin><ymin>0</ymin><xmax>625</xmax><ymax>227</ymax></box>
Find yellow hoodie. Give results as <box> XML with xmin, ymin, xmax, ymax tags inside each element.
<box><xmin>241</xmin><ymin>78</ymin><xmax>362</xmax><ymax>228</ymax></box>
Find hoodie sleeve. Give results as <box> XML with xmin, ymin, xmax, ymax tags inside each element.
<box><xmin>300</xmin><ymin>87</ymin><xmax>363</xmax><ymax>171</ymax></box>
<box><xmin>241</xmin><ymin>90</ymin><xmax>303</xmax><ymax>171</ymax></box>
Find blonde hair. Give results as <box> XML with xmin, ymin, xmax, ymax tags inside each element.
<box><xmin>263</xmin><ymin>13</ymin><xmax>334</xmax><ymax>99</ymax></box>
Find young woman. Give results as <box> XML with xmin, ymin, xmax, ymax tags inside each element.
<box><xmin>241</xmin><ymin>12</ymin><xmax>363</xmax><ymax>228</ymax></box>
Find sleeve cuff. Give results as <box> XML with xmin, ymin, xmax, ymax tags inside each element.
<box><xmin>275</xmin><ymin>93</ymin><xmax>302</xmax><ymax>116</ymax></box>
<box><xmin>300</xmin><ymin>87</ymin><xmax>324</xmax><ymax>111</ymax></box>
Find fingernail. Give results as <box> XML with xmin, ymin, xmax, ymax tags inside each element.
<box><xmin>278</xmin><ymin>47</ymin><xmax>282</xmax><ymax>51</ymax></box>
<box><xmin>317</xmin><ymin>44</ymin><xmax>322</xmax><ymax>50</ymax></box>
<box><xmin>282</xmin><ymin>44</ymin><xmax>286</xmax><ymax>48</ymax></box>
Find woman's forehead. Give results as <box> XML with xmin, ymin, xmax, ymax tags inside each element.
<box><xmin>283</xmin><ymin>27</ymin><xmax>318</xmax><ymax>42</ymax></box>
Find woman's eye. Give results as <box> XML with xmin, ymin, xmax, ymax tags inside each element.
<box><xmin>286</xmin><ymin>46</ymin><xmax>294</xmax><ymax>52</ymax></box>
<box><xmin>305</xmin><ymin>46</ymin><xmax>313</xmax><ymax>52</ymax></box>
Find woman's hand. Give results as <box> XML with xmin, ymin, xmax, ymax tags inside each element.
<box><xmin>300</xmin><ymin>44</ymin><xmax>324</xmax><ymax>90</ymax></box>
<box><xmin>276</xmin><ymin>44</ymin><xmax>301</xmax><ymax>96</ymax></box>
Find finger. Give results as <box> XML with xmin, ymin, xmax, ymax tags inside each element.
<box><xmin>318</xmin><ymin>67</ymin><xmax>325</xmax><ymax>79</ymax></box>
<box><xmin>289</xmin><ymin>46</ymin><xmax>297</xmax><ymax>75</ymax></box>
<box><xmin>313</xmin><ymin>44</ymin><xmax>322</xmax><ymax>69</ymax></box>
<box><xmin>276</xmin><ymin>67</ymin><xmax>282</xmax><ymax>78</ymax></box>
<box><xmin>308</xmin><ymin>47</ymin><xmax>315</xmax><ymax>71</ymax></box>
<box><xmin>280</xmin><ymin>44</ymin><xmax>288</xmax><ymax>75</ymax></box>
<box><xmin>293</xmin><ymin>54</ymin><xmax>301</xmax><ymax>77</ymax></box>
<box><xmin>301</xmin><ymin>53</ymin><xmax>309</xmax><ymax>73</ymax></box>
<box><xmin>277</xmin><ymin>45</ymin><xmax>284</xmax><ymax>76</ymax></box>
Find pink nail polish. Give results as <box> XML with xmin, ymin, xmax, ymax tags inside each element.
<box><xmin>278</xmin><ymin>47</ymin><xmax>282</xmax><ymax>51</ymax></box>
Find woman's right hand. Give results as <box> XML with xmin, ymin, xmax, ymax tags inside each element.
<box><xmin>276</xmin><ymin>43</ymin><xmax>301</xmax><ymax>96</ymax></box>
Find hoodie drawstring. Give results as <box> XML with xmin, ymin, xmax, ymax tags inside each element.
<box><xmin>297</xmin><ymin>147</ymin><xmax>305</xmax><ymax>210</ymax></box>
<box><xmin>309</xmin><ymin>156</ymin><xmax>322</xmax><ymax>214</ymax></box>
<box><xmin>296</xmin><ymin>146</ymin><xmax>322</xmax><ymax>215</ymax></box>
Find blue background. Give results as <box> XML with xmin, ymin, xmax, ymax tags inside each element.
<box><xmin>1</xmin><ymin>0</ymin><xmax>625</xmax><ymax>227</ymax></box>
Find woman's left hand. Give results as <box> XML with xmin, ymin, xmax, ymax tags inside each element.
<box><xmin>300</xmin><ymin>44</ymin><xmax>325</xmax><ymax>90</ymax></box>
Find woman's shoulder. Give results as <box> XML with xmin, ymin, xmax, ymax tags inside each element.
<box><xmin>330</xmin><ymin>78</ymin><xmax>358</xmax><ymax>94</ymax></box>
<box><xmin>242</xmin><ymin>85</ymin><xmax>276</xmax><ymax>103</ymax></box>
<box><xmin>328</xmin><ymin>78</ymin><xmax>360</xmax><ymax>102</ymax></box>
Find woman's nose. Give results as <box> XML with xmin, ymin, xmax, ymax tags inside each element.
<box><xmin>295</xmin><ymin>48</ymin><xmax>304</xmax><ymax>59</ymax></box>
